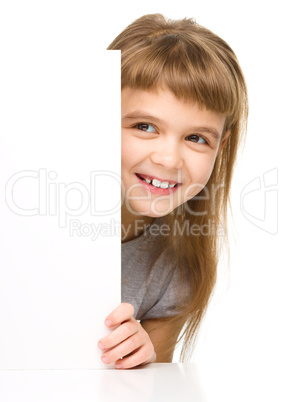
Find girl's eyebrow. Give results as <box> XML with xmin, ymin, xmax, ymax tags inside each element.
<box><xmin>122</xmin><ymin>112</ymin><xmax>221</xmax><ymax>140</ymax></box>
<box><xmin>122</xmin><ymin>112</ymin><xmax>167</xmax><ymax>127</ymax></box>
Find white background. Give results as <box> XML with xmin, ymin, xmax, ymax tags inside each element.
<box><xmin>0</xmin><ymin>2</ymin><xmax>121</xmax><ymax>369</ymax></box>
<box><xmin>0</xmin><ymin>0</ymin><xmax>282</xmax><ymax>373</ymax></box>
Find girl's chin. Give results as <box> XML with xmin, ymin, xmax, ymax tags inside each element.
<box><xmin>129</xmin><ymin>207</ymin><xmax>174</xmax><ymax>218</ymax></box>
<box><xmin>123</xmin><ymin>198</ymin><xmax>181</xmax><ymax>218</ymax></box>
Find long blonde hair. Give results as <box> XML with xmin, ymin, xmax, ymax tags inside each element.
<box><xmin>109</xmin><ymin>14</ymin><xmax>248</xmax><ymax>361</ymax></box>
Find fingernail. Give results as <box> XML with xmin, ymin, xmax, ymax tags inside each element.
<box><xmin>98</xmin><ymin>342</ymin><xmax>105</xmax><ymax>350</ymax></box>
<box><xmin>105</xmin><ymin>319</ymin><xmax>112</xmax><ymax>327</ymax></box>
<box><xmin>102</xmin><ymin>356</ymin><xmax>109</xmax><ymax>364</ymax></box>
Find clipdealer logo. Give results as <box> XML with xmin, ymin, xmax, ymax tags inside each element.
<box><xmin>5</xmin><ymin>167</ymin><xmax>278</xmax><ymax>239</ymax></box>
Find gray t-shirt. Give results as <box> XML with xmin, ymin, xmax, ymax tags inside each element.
<box><xmin>121</xmin><ymin>218</ymin><xmax>190</xmax><ymax>321</ymax></box>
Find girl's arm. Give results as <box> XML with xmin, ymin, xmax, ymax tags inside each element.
<box><xmin>141</xmin><ymin>317</ymin><xmax>186</xmax><ymax>362</ymax></box>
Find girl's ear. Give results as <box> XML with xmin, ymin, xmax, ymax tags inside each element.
<box><xmin>217</xmin><ymin>130</ymin><xmax>231</xmax><ymax>155</ymax></box>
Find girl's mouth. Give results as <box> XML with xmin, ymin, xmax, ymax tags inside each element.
<box><xmin>135</xmin><ymin>173</ymin><xmax>181</xmax><ymax>195</ymax></box>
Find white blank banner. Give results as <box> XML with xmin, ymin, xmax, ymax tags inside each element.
<box><xmin>0</xmin><ymin>2</ymin><xmax>121</xmax><ymax>369</ymax></box>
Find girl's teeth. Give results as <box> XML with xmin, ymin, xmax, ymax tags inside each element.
<box><xmin>140</xmin><ymin>176</ymin><xmax>177</xmax><ymax>189</ymax></box>
<box><xmin>152</xmin><ymin>179</ymin><xmax>162</xmax><ymax>187</ymax></box>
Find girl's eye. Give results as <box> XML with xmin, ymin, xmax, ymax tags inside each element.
<box><xmin>135</xmin><ymin>123</ymin><xmax>156</xmax><ymax>133</ymax></box>
<box><xmin>186</xmin><ymin>134</ymin><xmax>207</xmax><ymax>144</ymax></box>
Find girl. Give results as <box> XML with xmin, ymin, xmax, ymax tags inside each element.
<box><xmin>97</xmin><ymin>14</ymin><xmax>248</xmax><ymax>369</ymax></box>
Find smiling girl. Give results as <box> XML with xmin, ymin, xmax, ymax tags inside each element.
<box><xmin>97</xmin><ymin>14</ymin><xmax>248</xmax><ymax>369</ymax></box>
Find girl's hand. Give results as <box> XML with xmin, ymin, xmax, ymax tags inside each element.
<box><xmin>97</xmin><ymin>303</ymin><xmax>156</xmax><ymax>369</ymax></box>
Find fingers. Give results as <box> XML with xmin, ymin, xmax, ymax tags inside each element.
<box><xmin>98</xmin><ymin>302</ymin><xmax>156</xmax><ymax>369</ymax></box>
<box><xmin>100</xmin><ymin>332</ymin><xmax>155</xmax><ymax>369</ymax></box>
<box><xmin>104</xmin><ymin>303</ymin><xmax>135</xmax><ymax>328</ymax></box>
<box><xmin>98</xmin><ymin>317</ymin><xmax>139</xmax><ymax>350</ymax></box>
<box><xmin>117</xmin><ymin>348</ymin><xmax>156</xmax><ymax>370</ymax></box>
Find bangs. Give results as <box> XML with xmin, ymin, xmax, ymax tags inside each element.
<box><xmin>121</xmin><ymin>33</ymin><xmax>245</xmax><ymax>127</ymax></box>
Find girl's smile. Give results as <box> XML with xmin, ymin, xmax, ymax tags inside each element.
<box><xmin>121</xmin><ymin>86</ymin><xmax>230</xmax><ymax>226</ymax></box>
<box><xmin>135</xmin><ymin>173</ymin><xmax>182</xmax><ymax>195</ymax></box>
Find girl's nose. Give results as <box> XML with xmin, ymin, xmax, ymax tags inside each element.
<box><xmin>150</xmin><ymin>137</ymin><xmax>183</xmax><ymax>170</ymax></box>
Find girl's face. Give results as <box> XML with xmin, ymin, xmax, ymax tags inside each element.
<box><xmin>121</xmin><ymin>86</ymin><xmax>230</xmax><ymax>220</ymax></box>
